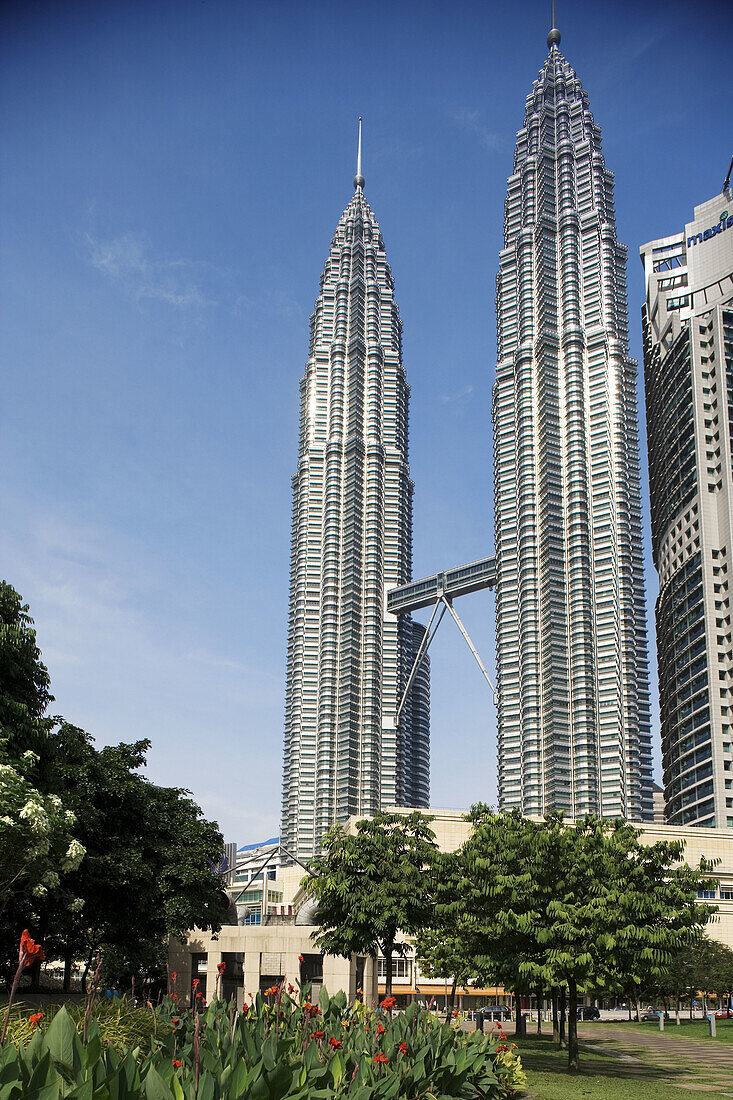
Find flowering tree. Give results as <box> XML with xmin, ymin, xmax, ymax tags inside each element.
<box><xmin>0</xmin><ymin>742</ymin><xmax>84</xmax><ymax>917</ymax></box>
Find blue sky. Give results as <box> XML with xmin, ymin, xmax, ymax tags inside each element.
<box><xmin>1</xmin><ymin>0</ymin><xmax>730</xmax><ymax>843</ymax></box>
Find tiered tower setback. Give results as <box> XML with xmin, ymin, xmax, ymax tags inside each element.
<box><xmin>492</xmin><ymin>27</ymin><xmax>653</xmax><ymax>819</ymax></box>
<box><xmin>281</xmin><ymin>129</ymin><xmax>429</xmax><ymax>861</ymax></box>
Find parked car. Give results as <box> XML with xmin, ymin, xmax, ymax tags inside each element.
<box><xmin>641</xmin><ymin>1009</ymin><xmax>660</xmax><ymax>1021</ymax></box>
<box><xmin>576</xmin><ymin>1006</ymin><xmax>601</xmax><ymax>1020</ymax></box>
<box><xmin>480</xmin><ymin>1005</ymin><xmax>512</xmax><ymax>1021</ymax></box>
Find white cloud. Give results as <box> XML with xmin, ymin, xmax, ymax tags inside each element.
<box><xmin>440</xmin><ymin>384</ymin><xmax>474</xmax><ymax>405</ymax></box>
<box><xmin>85</xmin><ymin>231</ymin><xmax>216</xmax><ymax>311</ymax></box>
<box><xmin>448</xmin><ymin>109</ymin><xmax>503</xmax><ymax>153</ymax></box>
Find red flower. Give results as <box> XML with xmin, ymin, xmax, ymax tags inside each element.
<box><xmin>364</xmin><ymin>1025</ymin><xmax>371</xmax><ymax>1032</ymax></box>
<box><xmin>398</xmin><ymin>1041</ymin><xmax>407</xmax><ymax>1054</ymax></box>
<box><xmin>373</xmin><ymin>1053</ymin><xmax>388</xmax><ymax>1064</ymax></box>
<box><xmin>376</xmin><ymin>1023</ymin><xmax>386</xmax><ymax>1036</ymax></box>
<box><xmin>172</xmin><ymin>1059</ymin><xmax>183</xmax><ymax>1067</ymax></box>
<box><xmin>170</xmin><ymin>993</ymin><xmax>179</xmax><ymax>1002</ymax></box>
<box><xmin>329</xmin><ymin>1037</ymin><xmax>342</xmax><ymax>1049</ymax></box>
<box><xmin>379</xmin><ymin>996</ymin><xmax>397</xmax><ymax>1011</ymax></box>
<box><xmin>217</xmin><ymin>962</ymin><xmax>226</xmax><ymax>975</ymax></box>
<box><xmin>496</xmin><ymin>1045</ymin><xmax>508</xmax><ymax>1053</ymax></box>
<box><xmin>29</xmin><ymin>1012</ymin><xmax>43</xmax><ymax>1029</ymax></box>
<box><xmin>452</xmin><ymin>1009</ymin><xmax>458</xmax><ymax>1018</ymax></box>
<box><xmin>288</xmin><ymin>983</ymin><xmax>295</xmax><ymax>994</ymax></box>
<box><xmin>172</xmin><ymin>1018</ymin><xmax>180</xmax><ymax>1027</ymax></box>
<box><xmin>242</xmin><ymin>1004</ymin><xmax>249</xmax><ymax>1014</ymax></box>
<box><xmin>196</xmin><ymin>991</ymin><xmax>202</xmax><ymax>999</ymax></box>
<box><xmin>19</xmin><ymin>930</ymin><xmax>44</xmax><ymax>965</ymax></box>
<box><xmin>298</xmin><ymin>954</ymin><xmax>304</xmax><ymax>964</ymax></box>
<box><xmin>304</xmin><ymin>1003</ymin><xmax>321</xmax><ymax>1018</ymax></box>
<box><xmin>192</xmin><ymin>978</ymin><xmax>200</xmax><ymax>989</ymax></box>
<box><xmin>170</xmin><ymin>971</ymin><xmax>177</xmax><ymax>982</ymax></box>
<box><xmin>312</xmin><ymin>1030</ymin><xmax>325</xmax><ymax>1039</ymax></box>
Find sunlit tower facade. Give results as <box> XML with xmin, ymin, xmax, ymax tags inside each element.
<box><xmin>492</xmin><ymin>25</ymin><xmax>653</xmax><ymax>819</ymax></box>
<box><xmin>281</xmin><ymin>129</ymin><xmax>429</xmax><ymax>862</ymax></box>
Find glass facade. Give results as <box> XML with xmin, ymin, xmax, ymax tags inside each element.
<box><xmin>641</xmin><ymin>190</ymin><xmax>733</xmax><ymax>828</ymax></box>
<box><xmin>493</xmin><ymin>33</ymin><xmax>653</xmax><ymax>819</ymax></box>
<box><xmin>281</xmin><ymin>176</ymin><xmax>429</xmax><ymax>861</ymax></box>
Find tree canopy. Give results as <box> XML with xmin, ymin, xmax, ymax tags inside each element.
<box><xmin>305</xmin><ymin>811</ymin><xmax>439</xmax><ymax>996</ymax></box>
<box><xmin>446</xmin><ymin>806</ymin><xmax>715</xmax><ymax>1071</ymax></box>
<box><xmin>0</xmin><ymin>580</ymin><xmax>227</xmax><ymax>987</ymax></box>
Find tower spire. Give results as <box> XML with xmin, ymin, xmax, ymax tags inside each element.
<box><xmin>354</xmin><ymin>117</ymin><xmax>365</xmax><ymax>191</ymax></box>
<box><xmin>547</xmin><ymin>0</ymin><xmax>561</xmax><ymax>48</ymax></box>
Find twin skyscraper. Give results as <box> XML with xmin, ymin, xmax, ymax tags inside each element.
<box><xmin>281</xmin><ymin>23</ymin><xmax>655</xmax><ymax>861</ymax></box>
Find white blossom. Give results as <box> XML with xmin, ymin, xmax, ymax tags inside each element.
<box><xmin>61</xmin><ymin>838</ymin><xmax>86</xmax><ymax>871</ymax></box>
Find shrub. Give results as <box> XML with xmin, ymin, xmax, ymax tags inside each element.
<box><xmin>0</xmin><ymin>987</ymin><xmax>525</xmax><ymax>1098</ymax></box>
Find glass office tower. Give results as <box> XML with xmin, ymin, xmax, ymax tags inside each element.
<box><xmin>281</xmin><ymin>152</ymin><xmax>429</xmax><ymax>861</ymax></box>
<box><xmin>641</xmin><ymin>189</ymin><xmax>733</xmax><ymax>827</ymax></box>
<box><xmin>493</xmin><ymin>26</ymin><xmax>653</xmax><ymax>819</ymax></box>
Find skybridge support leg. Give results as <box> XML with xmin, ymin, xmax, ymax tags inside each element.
<box><xmin>441</xmin><ymin>597</ymin><xmax>499</xmax><ymax>706</ymax></box>
<box><xmin>395</xmin><ymin>599</ymin><xmax>446</xmax><ymax>723</ymax></box>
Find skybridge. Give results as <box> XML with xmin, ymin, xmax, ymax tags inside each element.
<box><xmin>387</xmin><ymin>555</ymin><xmax>499</xmax><ymax>720</ymax></box>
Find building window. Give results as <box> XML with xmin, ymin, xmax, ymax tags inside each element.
<box><xmin>377</xmin><ymin>956</ymin><xmax>411</xmax><ymax>979</ymax></box>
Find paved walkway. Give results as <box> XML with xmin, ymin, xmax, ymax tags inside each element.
<box><xmin>577</xmin><ymin>1022</ymin><xmax>733</xmax><ymax>1094</ymax></box>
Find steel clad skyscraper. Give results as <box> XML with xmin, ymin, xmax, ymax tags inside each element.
<box><xmin>281</xmin><ymin>127</ymin><xmax>429</xmax><ymax>861</ymax></box>
<box><xmin>493</xmin><ymin>24</ymin><xmax>653</xmax><ymax>819</ymax></box>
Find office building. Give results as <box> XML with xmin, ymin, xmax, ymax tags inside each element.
<box><xmin>281</xmin><ymin>131</ymin><xmax>429</xmax><ymax>861</ymax></box>
<box><xmin>492</xmin><ymin>24</ymin><xmax>653</xmax><ymax>818</ymax></box>
<box><xmin>641</xmin><ymin>186</ymin><xmax>733</xmax><ymax>827</ymax></box>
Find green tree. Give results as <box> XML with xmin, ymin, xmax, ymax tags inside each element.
<box><xmin>453</xmin><ymin>807</ymin><xmax>714</xmax><ymax>1072</ymax></box>
<box><xmin>305</xmin><ymin>811</ymin><xmax>439</xmax><ymax>997</ymax></box>
<box><xmin>43</xmin><ymin>723</ymin><xmax>227</xmax><ymax>989</ymax></box>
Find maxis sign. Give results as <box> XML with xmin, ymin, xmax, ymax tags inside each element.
<box><xmin>688</xmin><ymin>210</ymin><xmax>733</xmax><ymax>247</ymax></box>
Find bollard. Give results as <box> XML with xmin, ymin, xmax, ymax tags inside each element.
<box><xmin>659</xmin><ymin>1012</ymin><xmax>664</xmax><ymax>1031</ymax></box>
<box><xmin>708</xmin><ymin>1014</ymin><xmax>716</xmax><ymax>1037</ymax></box>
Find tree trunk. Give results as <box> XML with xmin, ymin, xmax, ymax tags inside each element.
<box><xmin>552</xmin><ymin>990</ymin><xmax>560</xmax><ymax>1045</ymax></box>
<box><xmin>383</xmin><ymin>943</ymin><xmax>393</xmax><ymax>998</ymax></box>
<box><xmin>559</xmin><ymin>988</ymin><xmax>566</xmax><ymax>1048</ymax></box>
<box><xmin>514</xmin><ymin>992</ymin><xmax>525</xmax><ymax>1037</ymax></box>
<box><xmin>567</xmin><ymin>977</ymin><xmax>579</xmax><ymax>1073</ymax></box>
<box><xmin>675</xmin><ymin>995</ymin><xmax>681</xmax><ymax>1025</ymax></box>
<box><xmin>63</xmin><ymin>949</ymin><xmax>73</xmax><ymax>994</ymax></box>
<box><xmin>444</xmin><ymin>978</ymin><xmax>457</xmax><ymax>1024</ymax></box>
<box><xmin>627</xmin><ymin>997</ymin><xmax>632</xmax><ymax>1022</ymax></box>
<box><xmin>634</xmin><ymin>995</ymin><xmax>641</xmax><ymax>1023</ymax></box>
<box><xmin>536</xmin><ymin>987</ymin><xmax>542</xmax><ymax>1034</ymax></box>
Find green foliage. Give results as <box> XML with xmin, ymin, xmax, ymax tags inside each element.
<box><xmin>449</xmin><ymin>806</ymin><xmax>716</xmax><ymax>1071</ymax></box>
<box><xmin>0</xmin><ymin>992</ymin><xmax>524</xmax><ymax>1098</ymax></box>
<box><xmin>305</xmin><ymin>813</ymin><xmax>439</xmax><ymax>996</ymax></box>
<box><xmin>2</xmin><ymin>999</ymin><xmax>166</xmax><ymax>1055</ymax></box>
<box><xmin>0</xmin><ymin>581</ymin><xmax>226</xmax><ymax>987</ymax></box>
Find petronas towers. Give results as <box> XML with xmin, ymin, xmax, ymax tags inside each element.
<box><xmin>493</xmin><ymin>28</ymin><xmax>652</xmax><ymax>820</ymax></box>
<box><xmin>281</xmin><ymin>129</ymin><xmax>429</xmax><ymax>861</ymax></box>
<box><xmin>282</xmin><ymin>24</ymin><xmax>653</xmax><ymax>858</ymax></box>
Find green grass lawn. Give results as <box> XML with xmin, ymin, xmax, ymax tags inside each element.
<box><xmin>601</xmin><ymin>1016</ymin><xmax>733</xmax><ymax>1041</ymax></box>
<box><xmin>512</xmin><ymin>1032</ymin><xmax>732</xmax><ymax>1100</ymax></box>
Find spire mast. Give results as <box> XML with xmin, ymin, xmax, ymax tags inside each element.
<box><xmin>354</xmin><ymin>117</ymin><xmax>365</xmax><ymax>191</ymax></box>
<box><xmin>548</xmin><ymin>0</ymin><xmax>561</xmax><ymax>48</ymax></box>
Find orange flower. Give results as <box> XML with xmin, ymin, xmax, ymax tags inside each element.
<box><xmin>172</xmin><ymin>1059</ymin><xmax>183</xmax><ymax>1067</ymax></box>
<box><xmin>373</xmin><ymin>1052</ymin><xmax>388</xmax><ymax>1064</ymax></box>
<box><xmin>312</xmin><ymin>1030</ymin><xmax>325</xmax><ymax>1040</ymax></box>
<box><xmin>379</xmin><ymin>996</ymin><xmax>397</xmax><ymax>1011</ymax></box>
<box><xmin>329</xmin><ymin>1037</ymin><xmax>342</xmax><ymax>1049</ymax></box>
<box><xmin>217</xmin><ymin>962</ymin><xmax>226</xmax><ymax>975</ymax></box>
<box><xmin>398</xmin><ymin>1041</ymin><xmax>407</xmax><ymax>1054</ymax></box>
<box><xmin>19</xmin><ymin>930</ymin><xmax>44</xmax><ymax>965</ymax></box>
<box><xmin>342</xmin><ymin>1020</ymin><xmax>350</xmax><ymax>1028</ymax></box>
<box><xmin>376</xmin><ymin>1023</ymin><xmax>386</xmax><ymax>1035</ymax></box>
<box><xmin>29</xmin><ymin>1012</ymin><xmax>43</xmax><ymax>1029</ymax></box>
<box><xmin>288</xmin><ymin>983</ymin><xmax>295</xmax><ymax>994</ymax></box>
